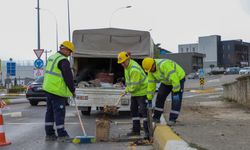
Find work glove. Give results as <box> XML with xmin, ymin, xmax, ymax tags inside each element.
<box><xmin>121</xmin><ymin>91</ymin><xmax>127</xmax><ymax>96</ymax></box>
<box><xmin>147</xmin><ymin>100</ymin><xmax>152</xmax><ymax>108</ymax></box>
<box><xmin>172</xmin><ymin>93</ymin><xmax>180</xmax><ymax>101</ymax></box>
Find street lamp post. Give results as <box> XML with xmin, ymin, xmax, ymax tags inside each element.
<box><xmin>67</xmin><ymin>0</ymin><xmax>71</xmax><ymax>42</ymax></box>
<box><xmin>44</xmin><ymin>50</ymin><xmax>52</xmax><ymax>66</ymax></box>
<box><xmin>39</xmin><ymin>8</ymin><xmax>59</xmax><ymax>52</ymax></box>
<box><xmin>109</xmin><ymin>5</ymin><xmax>132</xmax><ymax>28</ymax></box>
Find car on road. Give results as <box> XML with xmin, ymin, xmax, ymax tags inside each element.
<box><xmin>239</xmin><ymin>67</ymin><xmax>250</xmax><ymax>75</ymax></box>
<box><xmin>187</xmin><ymin>72</ymin><xmax>199</xmax><ymax>79</ymax></box>
<box><xmin>26</xmin><ymin>76</ymin><xmax>46</xmax><ymax>106</ymax></box>
<box><xmin>224</xmin><ymin>67</ymin><xmax>240</xmax><ymax>75</ymax></box>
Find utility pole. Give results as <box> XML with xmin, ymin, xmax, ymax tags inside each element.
<box><xmin>67</xmin><ymin>0</ymin><xmax>71</xmax><ymax>42</ymax></box>
<box><xmin>37</xmin><ymin>0</ymin><xmax>40</xmax><ymax>50</ymax></box>
<box><xmin>44</xmin><ymin>50</ymin><xmax>52</xmax><ymax>66</ymax></box>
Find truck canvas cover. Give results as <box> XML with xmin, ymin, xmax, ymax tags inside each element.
<box><xmin>72</xmin><ymin>28</ymin><xmax>154</xmax><ymax>58</ymax></box>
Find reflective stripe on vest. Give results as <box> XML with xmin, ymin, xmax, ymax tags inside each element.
<box><xmin>126</xmin><ymin>66</ymin><xmax>147</xmax><ymax>86</ymax></box>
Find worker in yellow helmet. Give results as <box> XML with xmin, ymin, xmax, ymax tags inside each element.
<box><xmin>43</xmin><ymin>41</ymin><xmax>75</xmax><ymax>142</ymax></box>
<box><xmin>117</xmin><ymin>51</ymin><xmax>149</xmax><ymax>139</ymax></box>
<box><xmin>142</xmin><ymin>57</ymin><xmax>186</xmax><ymax>126</ymax></box>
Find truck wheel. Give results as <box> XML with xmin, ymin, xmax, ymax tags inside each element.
<box><xmin>81</xmin><ymin>107</ymin><xmax>91</xmax><ymax>116</ymax></box>
<box><xmin>29</xmin><ymin>100</ymin><xmax>38</xmax><ymax>106</ymax></box>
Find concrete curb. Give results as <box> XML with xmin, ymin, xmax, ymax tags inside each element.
<box><xmin>3</xmin><ymin>99</ymin><xmax>28</xmax><ymax>105</ymax></box>
<box><xmin>153</xmin><ymin>125</ymin><xmax>197</xmax><ymax>150</ymax></box>
<box><xmin>189</xmin><ymin>87</ymin><xmax>223</xmax><ymax>93</ymax></box>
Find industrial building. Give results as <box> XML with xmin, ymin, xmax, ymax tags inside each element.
<box><xmin>160</xmin><ymin>52</ymin><xmax>205</xmax><ymax>74</ymax></box>
<box><xmin>178</xmin><ymin>35</ymin><xmax>250</xmax><ymax>68</ymax></box>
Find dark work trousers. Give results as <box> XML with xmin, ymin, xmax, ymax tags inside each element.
<box><xmin>153</xmin><ymin>78</ymin><xmax>185</xmax><ymax>121</ymax></box>
<box><xmin>45</xmin><ymin>92</ymin><xmax>68</xmax><ymax>137</ymax></box>
<box><xmin>130</xmin><ymin>96</ymin><xmax>149</xmax><ymax>135</ymax></box>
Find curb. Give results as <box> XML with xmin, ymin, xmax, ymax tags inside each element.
<box><xmin>189</xmin><ymin>87</ymin><xmax>223</xmax><ymax>93</ymax></box>
<box><xmin>153</xmin><ymin>117</ymin><xmax>196</xmax><ymax>150</ymax></box>
<box><xmin>153</xmin><ymin>125</ymin><xmax>196</xmax><ymax>150</ymax></box>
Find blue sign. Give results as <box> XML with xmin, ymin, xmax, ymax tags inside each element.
<box><xmin>7</xmin><ymin>61</ymin><xmax>16</xmax><ymax>76</ymax></box>
<box><xmin>34</xmin><ymin>59</ymin><xmax>44</xmax><ymax>69</ymax></box>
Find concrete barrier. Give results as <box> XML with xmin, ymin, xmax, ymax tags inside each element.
<box><xmin>153</xmin><ymin>125</ymin><xmax>196</xmax><ymax>150</ymax></box>
<box><xmin>222</xmin><ymin>75</ymin><xmax>250</xmax><ymax>107</ymax></box>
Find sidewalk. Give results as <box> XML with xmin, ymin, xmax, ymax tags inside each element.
<box><xmin>167</xmin><ymin>93</ymin><xmax>250</xmax><ymax>150</ymax></box>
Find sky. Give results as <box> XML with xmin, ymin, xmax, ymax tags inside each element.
<box><xmin>1</xmin><ymin>0</ymin><xmax>250</xmax><ymax>61</ymax></box>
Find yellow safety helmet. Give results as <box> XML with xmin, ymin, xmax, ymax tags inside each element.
<box><xmin>117</xmin><ymin>51</ymin><xmax>130</xmax><ymax>64</ymax></box>
<box><xmin>142</xmin><ymin>57</ymin><xmax>154</xmax><ymax>72</ymax></box>
<box><xmin>61</xmin><ymin>41</ymin><xmax>75</xmax><ymax>52</ymax></box>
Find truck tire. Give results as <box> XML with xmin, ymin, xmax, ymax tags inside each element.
<box><xmin>81</xmin><ymin>107</ymin><xmax>91</xmax><ymax>116</ymax></box>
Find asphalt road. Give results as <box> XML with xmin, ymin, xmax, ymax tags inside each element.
<box><xmin>1</xmin><ymin>74</ymin><xmax>241</xmax><ymax>150</ymax></box>
<box><xmin>1</xmin><ymin>102</ymin><xmax>153</xmax><ymax>150</ymax></box>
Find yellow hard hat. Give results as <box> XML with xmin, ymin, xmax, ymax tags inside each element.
<box><xmin>61</xmin><ymin>41</ymin><xmax>75</xmax><ymax>52</ymax></box>
<box><xmin>142</xmin><ymin>57</ymin><xmax>154</xmax><ymax>72</ymax></box>
<box><xmin>117</xmin><ymin>51</ymin><xmax>130</xmax><ymax>64</ymax></box>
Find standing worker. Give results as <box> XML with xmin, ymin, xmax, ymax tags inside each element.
<box><xmin>117</xmin><ymin>51</ymin><xmax>149</xmax><ymax>139</ymax></box>
<box><xmin>142</xmin><ymin>58</ymin><xmax>186</xmax><ymax>126</ymax></box>
<box><xmin>43</xmin><ymin>41</ymin><xmax>75</xmax><ymax>142</ymax></box>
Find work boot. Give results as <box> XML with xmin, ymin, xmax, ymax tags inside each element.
<box><xmin>167</xmin><ymin>120</ymin><xmax>176</xmax><ymax>126</ymax></box>
<box><xmin>127</xmin><ymin>131</ymin><xmax>140</xmax><ymax>137</ymax></box>
<box><xmin>45</xmin><ymin>135</ymin><xmax>57</xmax><ymax>141</ymax></box>
<box><xmin>57</xmin><ymin>135</ymin><xmax>72</xmax><ymax>143</ymax></box>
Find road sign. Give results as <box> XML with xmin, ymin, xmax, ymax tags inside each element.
<box><xmin>34</xmin><ymin>49</ymin><xmax>44</xmax><ymax>58</ymax></box>
<box><xmin>34</xmin><ymin>59</ymin><xmax>44</xmax><ymax>69</ymax></box>
<box><xmin>200</xmin><ymin>77</ymin><xmax>205</xmax><ymax>85</ymax></box>
<box><xmin>33</xmin><ymin>68</ymin><xmax>44</xmax><ymax>77</ymax></box>
<box><xmin>6</xmin><ymin>61</ymin><xmax>16</xmax><ymax>76</ymax></box>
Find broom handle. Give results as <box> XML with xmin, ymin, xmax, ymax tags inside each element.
<box><xmin>73</xmin><ymin>97</ymin><xmax>87</xmax><ymax>136</ymax></box>
<box><xmin>114</xmin><ymin>93</ymin><xmax>124</xmax><ymax>106</ymax></box>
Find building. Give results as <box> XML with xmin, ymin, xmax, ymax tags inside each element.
<box><xmin>160</xmin><ymin>52</ymin><xmax>205</xmax><ymax>74</ymax></box>
<box><xmin>218</xmin><ymin>40</ymin><xmax>249</xmax><ymax>67</ymax></box>
<box><xmin>179</xmin><ymin>35</ymin><xmax>250</xmax><ymax>68</ymax></box>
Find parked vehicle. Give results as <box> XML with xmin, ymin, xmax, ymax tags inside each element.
<box><xmin>72</xmin><ymin>28</ymin><xmax>154</xmax><ymax>115</ymax></box>
<box><xmin>224</xmin><ymin>67</ymin><xmax>240</xmax><ymax>75</ymax></box>
<box><xmin>239</xmin><ymin>67</ymin><xmax>250</xmax><ymax>75</ymax></box>
<box><xmin>187</xmin><ymin>72</ymin><xmax>199</xmax><ymax>79</ymax></box>
<box><xmin>25</xmin><ymin>76</ymin><xmax>46</xmax><ymax>106</ymax></box>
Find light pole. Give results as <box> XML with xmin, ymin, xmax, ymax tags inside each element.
<box><xmin>67</xmin><ymin>0</ymin><xmax>71</xmax><ymax>42</ymax></box>
<box><xmin>44</xmin><ymin>50</ymin><xmax>52</xmax><ymax>66</ymax></box>
<box><xmin>37</xmin><ymin>0</ymin><xmax>40</xmax><ymax>50</ymax></box>
<box><xmin>109</xmin><ymin>5</ymin><xmax>132</xmax><ymax>28</ymax></box>
<box><xmin>37</xmin><ymin>8</ymin><xmax>59</xmax><ymax>52</ymax></box>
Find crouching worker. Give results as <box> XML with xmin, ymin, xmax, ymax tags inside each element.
<box><xmin>142</xmin><ymin>58</ymin><xmax>186</xmax><ymax>126</ymax></box>
<box><xmin>117</xmin><ymin>51</ymin><xmax>149</xmax><ymax>139</ymax></box>
<box><xmin>43</xmin><ymin>41</ymin><xmax>75</xmax><ymax>142</ymax></box>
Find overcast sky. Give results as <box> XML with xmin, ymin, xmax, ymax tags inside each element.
<box><xmin>1</xmin><ymin>0</ymin><xmax>250</xmax><ymax>61</ymax></box>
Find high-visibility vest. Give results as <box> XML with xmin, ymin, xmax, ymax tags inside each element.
<box><xmin>147</xmin><ymin>59</ymin><xmax>185</xmax><ymax>100</ymax></box>
<box><xmin>42</xmin><ymin>52</ymin><xmax>73</xmax><ymax>97</ymax></box>
<box><xmin>124</xmin><ymin>59</ymin><xmax>147</xmax><ymax>96</ymax></box>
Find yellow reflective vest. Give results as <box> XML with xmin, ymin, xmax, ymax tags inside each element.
<box><xmin>147</xmin><ymin>59</ymin><xmax>185</xmax><ymax>100</ymax></box>
<box><xmin>42</xmin><ymin>52</ymin><xmax>73</xmax><ymax>97</ymax></box>
<box><xmin>124</xmin><ymin>59</ymin><xmax>147</xmax><ymax>96</ymax></box>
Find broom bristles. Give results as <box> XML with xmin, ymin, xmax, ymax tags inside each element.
<box><xmin>72</xmin><ymin>136</ymin><xmax>96</xmax><ymax>144</ymax></box>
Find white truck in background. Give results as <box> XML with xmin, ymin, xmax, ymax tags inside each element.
<box><xmin>71</xmin><ymin>28</ymin><xmax>154</xmax><ymax>115</ymax></box>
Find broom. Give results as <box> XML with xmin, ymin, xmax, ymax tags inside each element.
<box><xmin>72</xmin><ymin>97</ymin><xmax>96</xmax><ymax>144</ymax></box>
